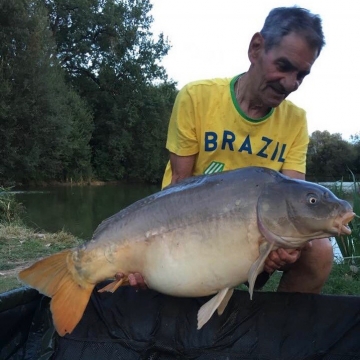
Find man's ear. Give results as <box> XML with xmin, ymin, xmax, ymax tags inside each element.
<box><xmin>248</xmin><ymin>32</ymin><xmax>265</xmax><ymax>63</ymax></box>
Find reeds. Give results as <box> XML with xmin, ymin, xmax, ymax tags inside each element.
<box><xmin>0</xmin><ymin>187</ymin><xmax>25</xmax><ymax>224</ymax></box>
<box><xmin>331</xmin><ymin>171</ymin><xmax>360</xmax><ymax>267</ymax></box>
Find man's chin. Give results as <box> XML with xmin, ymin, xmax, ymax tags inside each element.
<box><xmin>266</xmin><ymin>95</ymin><xmax>287</xmax><ymax>108</ymax></box>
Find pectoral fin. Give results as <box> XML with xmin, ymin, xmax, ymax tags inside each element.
<box><xmin>217</xmin><ymin>288</ymin><xmax>234</xmax><ymax>315</ymax></box>
<box><xmin>197</xmin><ymin>288</ymin><xmax>230</xmax><ymax>330</ymax></box>
<box><xmin>248</xmin><ymin>242</ymin><xmax>275</xmax><ymax>299</ymax></box>
<box><xmin>98</xmin><ymin>276</ymin><xmax>129</xmax><ymax>293</ymax></box>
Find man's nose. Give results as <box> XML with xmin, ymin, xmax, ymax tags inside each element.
<box><xmin>283</xmin><ymin>73</ymin><xmax>300</xmax><ymax>92</ymax></box>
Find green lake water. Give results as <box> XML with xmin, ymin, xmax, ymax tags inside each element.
<box><xmin>14</xmin><ymin>183</ymin><xmax>160</xmax><ymax>239</ymax></box>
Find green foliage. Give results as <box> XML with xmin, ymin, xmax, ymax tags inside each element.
<box><xmin>321</xmin><ymin>262</ymin><xmax>360</xmax><ymax>295</ymax></box>
<box><xmin>1</xmin><ymin>0</ymin><xmax>177</xmax><ymax>185</ymax></box>
<box><xmin>60</xmin><ymin>90</ymin><xmax>94</xmax><ymax>182</ymax></box>
<box><xmin>0</xmin><ymin>0</ymin><xmax>93</xmax><ymax>185</ymax></box>
<box><xmin>331</xmin><ymin>171</ymin><xmax>360</xmax><ymax>266</ymax></box>
<box><xmin>307</xmin><ymin>131</ymin><xmax>357</xmax><ymax>181</ymax></box>
<box><xmin>259</xmin><ymin>263</ymin><xmax>360</xmax><ymax>295</ymax></box>
<box><xmin>349</xmin><ymin>133</ymin><xmax>360</xmax><ymax>176</ymax></box>
<box><xmin>44</xmin><ymin>0</ymin><xmax>177</xmax><ymax>182</ymax></box>
<box><xmin>0</xmin><ymin>187</ymin><xmax>25</xmax><ymax>224</ymax></box>
<box><xmin>46</xmin><ymin>0</ymin><xmax>170</xmax><ymax>84</ymax></box>
<box><xmin>123</xmin><ymin>82</ymin><xmax>178</xmax><ymax>183</ymax></box>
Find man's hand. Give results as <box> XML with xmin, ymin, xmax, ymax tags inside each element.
<box><xmin>128</xmin><ymin>273</ymin><xmax>147</xmax><ymax>289</ymax></box>
<box><xmin>264</xmin><ymin>242</ymin><xmax>312</xmax><ymax>273</ymax></box>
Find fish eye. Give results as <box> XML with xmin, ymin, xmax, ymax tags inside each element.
<box><xmin>307</xmin><ymin>194</ymin><xmax>318</xmax><ymax>204</ymax></box>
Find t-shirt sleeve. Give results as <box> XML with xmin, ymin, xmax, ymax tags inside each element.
<box><xmin>165</xmin><ymin>85</ymin><xmax>199</xmax><ymax>156</ymax></box>
<box><xmin>281</xmin><ymin>110</ymin><xmax>309</xmax><ymax>174</ymax></box>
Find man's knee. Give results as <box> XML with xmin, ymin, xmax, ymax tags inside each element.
<box><xmin>304</xmin><ymin>238</ymin><xmax>334</xmax><ymax>270</ymax></box>
<box><xmin>278</xmin><ymin>238</ymin><xmax>334</xmax><ymax>293</ymax></box>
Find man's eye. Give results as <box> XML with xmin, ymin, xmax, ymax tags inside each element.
<box><xmin>297</xmin><ymin>72</ymin><xmax>308</xmax><ymax>81</ymax></box>
<box><xmin>277</xmin><ymin>63</ymin><xmax>289</xmax><ymax>71</ymax></box>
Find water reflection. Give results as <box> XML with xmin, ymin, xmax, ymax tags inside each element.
<box><xmin>15</xmin><ymin>183</ymin><xmax>160</xmax><ymax>239</ymax></box>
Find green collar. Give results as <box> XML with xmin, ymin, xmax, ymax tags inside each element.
<box><xmin>230</xmin><ymin>74</ymin><xmax>274</xmax><ymax>123</ymax></box>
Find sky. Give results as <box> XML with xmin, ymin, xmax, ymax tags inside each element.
<box><xmin>150</xmin><ymin>0</ymin><xmax>359</xmax><ymax>141</ymax></box>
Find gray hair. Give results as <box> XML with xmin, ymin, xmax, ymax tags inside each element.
<box><xmin>260</xmin><ymin>7</ymin><xmax>325</xmax><ymax>57</ymax></box>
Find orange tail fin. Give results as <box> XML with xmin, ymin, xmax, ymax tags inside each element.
<box><xmin>18</xmin><ymin>250</ymin><xmax>95</xmax><ymax>336</ymax></box>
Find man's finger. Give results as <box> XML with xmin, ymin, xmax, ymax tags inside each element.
<box><xmin>134</xmin><ymin>272</ymin><xmax>147</xmax><ymax>289</ymax></box>
<box><xmin>264</xmin><ymin>259</ymin><xmax>281</xmax><ymax>273</ymax></box>
<box><xmin>115</xmin><ymin>272</ymin><xmax>125</xmax><ymax>281</ymax></box>
<box><xmin>277</xmin><ymin>248</ymin><xmax>301</xmax><ymax>262</ymax></box>
<box><xmin>128</xmin><ymin>273</ymin><xmax>139</xmax><ymax>287</ymax></box>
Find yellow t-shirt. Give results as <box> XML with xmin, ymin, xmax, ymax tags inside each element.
<box><xmin>162</xmin><ymin>75</ymin><xmax>309</xmax><ymax>188</ymax></box>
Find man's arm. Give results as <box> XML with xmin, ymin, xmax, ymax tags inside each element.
<box><xmin>281</xmin><ymin>169</ymin><xmax>305</xmax><ymax>180</ymax></box>
<box><xmin>169</xmin><ymin>152</ymin><xmax>197</xmax><ymax>185</ymax></box>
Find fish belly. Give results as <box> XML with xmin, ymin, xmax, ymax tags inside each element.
<box><xmin>140</xmin><ymin>218</ymin><xmax>261</xmax><ymax>297</ymax></box>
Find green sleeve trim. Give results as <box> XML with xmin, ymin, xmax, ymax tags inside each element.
<box><xmin>230</xmin><ymin>75</ymin><xmax>274</xmax><ymax>123</ymax></box>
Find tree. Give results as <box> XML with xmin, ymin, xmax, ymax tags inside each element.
<box><xmin>0</xmin><ymin>0</ymin><xmax>93</xmax><ymax>185</ymax></box>
<box><xmin>127</xmin><ymin>82</ymin><xmax>177</xmax><ymax>183</ymax></box>
<box><xmin>349</xmin><ymin>133</ymin><xmax>360</xmax><ymax>176</ymax></box>
<box><xmin>0</xmin><ymin>0</ymin><xmax>177</xmax><ymax>185</ymax></box>
<box><xmin>307</xmin><ymin>131</ymin><xmax>357</xmax><ymax>181</ymax></box>
<box><xmin>44</xmin><ymin>0</ymin><xmax>175</xmax><ymax>181</ymax></box>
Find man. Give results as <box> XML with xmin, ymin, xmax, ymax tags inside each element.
<box><xmin>128</xmin><ymin>6</ymin><xmax>333</xmax><ymax>294</ymax></box>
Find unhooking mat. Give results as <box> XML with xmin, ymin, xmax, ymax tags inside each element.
<box><xmin>1</xmin><ymin>283</ymin><xmax>360</xmax><ymax>360</ymax></box>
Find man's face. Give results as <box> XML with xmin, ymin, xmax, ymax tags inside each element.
<box><xmin>250</xmin><ymin>32</ymin><xmax>318</xmax><ymax>108</ymax></box>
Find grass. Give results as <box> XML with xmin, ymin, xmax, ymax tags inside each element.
<box><xmin>0</xmin><ymin>222</ymin><xmax>82</xmax><ymax>293</ymax></box>
<box><xmin>259</xmin><ymin>260</ymin><xmax>360</xmax><ymax>295</ymax></box>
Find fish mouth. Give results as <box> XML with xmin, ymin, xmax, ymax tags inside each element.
<box><xmin>333</xmin><ymin>211</ymin><xmax>356</xmax><ymax>235</ymax></box>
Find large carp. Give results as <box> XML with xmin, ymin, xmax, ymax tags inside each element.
<box><xmin>19</xmin><ymin>167</ymin><xmax>354</xmax><ymax>336</ymax></box>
